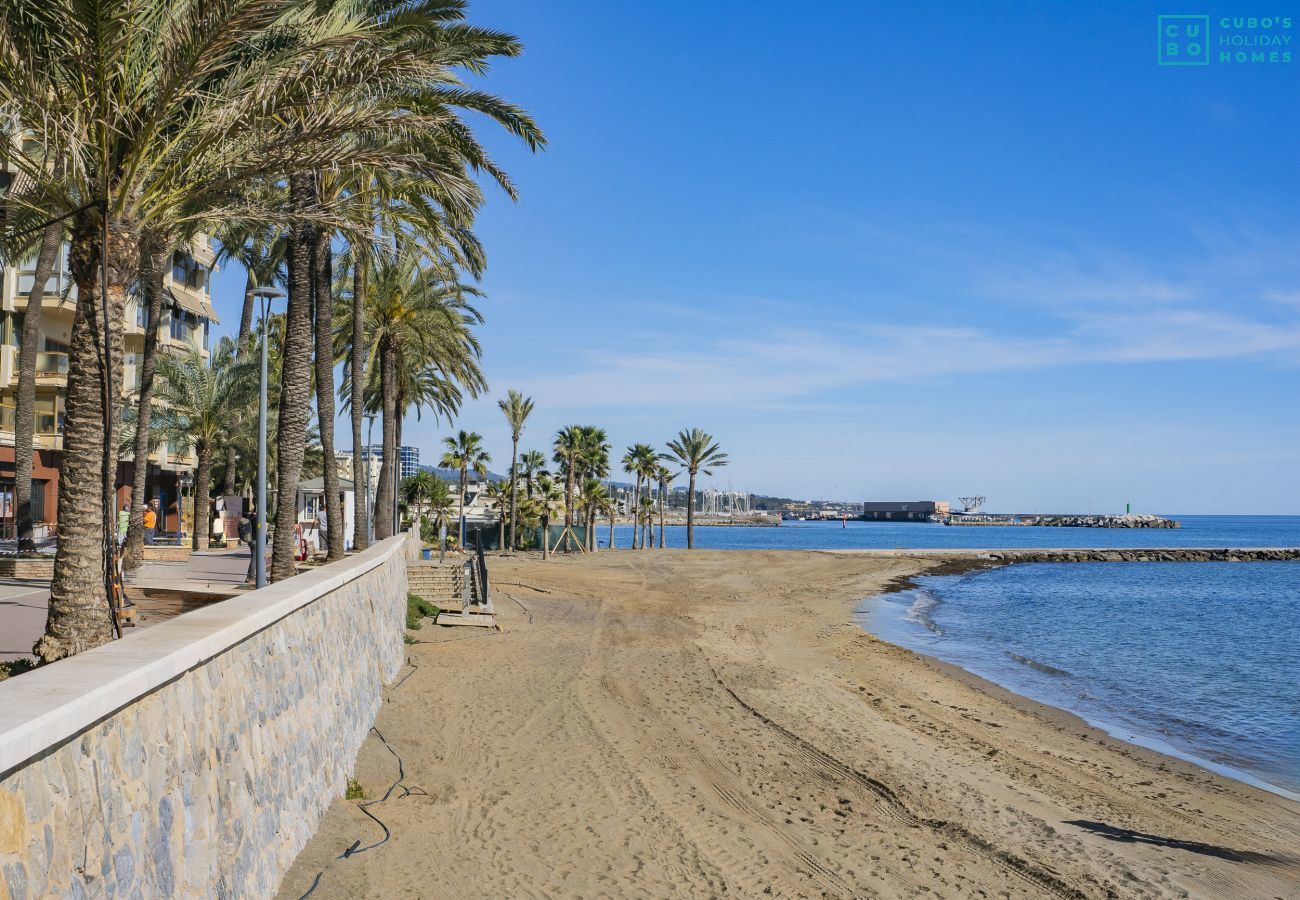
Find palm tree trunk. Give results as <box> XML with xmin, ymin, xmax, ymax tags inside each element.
<box><xmin>564</xmin><ymin>461</ymin><xmax>575</xmax><ymax>528</ymax></box>
<box><xmin>498</xmin><ymin>508</ymin><xmax>505</xmax><ymax>554</ymax></box>
<box><xmin>350</xmin><ymin>255</ymin><xmax>368</xmax><ymax>551</ymax></box>
<box><xmin>373</xmin><ymin>341</ymin><xmax>397</xmax><ymax>540</ymax></box>
<box><xmin>14</xmin><ymin>223</ymin><xmax>62</xmax><ymax>552</ymax></box>
<box><xmin>36</xmin><ymin>214</ymin><xmax>132</xmax><ymax>662</ymax></box>
<box><xmin>608</xmin><ymin>505</ymin><xmax>615</xmax><ymax>549</ymax></box>
<box><xmin>686</xmin><ymin>472</ymin><xmax>697</xmax><ymax>549</ymax></box>
<box><xmin>192</xmin><ymin>445</ymin><xmax>212</xmax><ymax>551</ymax></box>
<box><xmin>658</xmin><ymin>485</ymin><xmax>666</xmax><ymax>548</ymax></box>
<box><xmin>507</xmin><ymin>437</ymin><xmax>518</xmax><ymax>551</ymax></box>
<box><xmin>541</xmin><ymin>513</ymin><xmax>550</xmax><ymax>560</ymax></box>
<box><xmin>312</xmin><ymin>224</ymin><xmax>342</xmax><ymax>560</ymax></box>
<box><xmin>394</xmin><ymin>409</ymin><xmax>405</xmax><ymax>534</ymax></box>
<box><xmin>271</xmin><ymin>175</ymin><xmax>316</xmax><ymax>580</ymax></box>
<box><xmin>122</xmin><ymin>233</ymin><xmax>167</xmax><ymax>571</ymax></box>
<box><xmin>459</xmin><ymin>467</ymin><xmax>467</xmax><ymax>546</ymax></box>
<box><xmin>631</xmin><ymin>477</ymin><xmax>640</xmax><ymax>550</ymax></box>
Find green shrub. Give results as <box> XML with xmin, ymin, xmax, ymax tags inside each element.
<box><xmin>345</xmin><ymin>778</ymin><xmax>365</xmax><ymax>801</ymax></box>
<box><xmin>406</xmin><ymin>593</ymin><xmax>439</xmax><ymax>630</ymax></box>
<box><xmin>0</xmin><ymin>658</ymin><xmax>36</xmax><ymax>682</ymax></box>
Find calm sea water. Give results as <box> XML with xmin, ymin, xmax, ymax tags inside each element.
<box><xmin>856</xmin><ymin>562</ymin><xmax>1300</xmax><ymax>799</ymax></box>
<box><xmin>604</xmin><ymin>515</ymin><xmax>1300</xmax><ymax>550</ymax></box>
<box><xmin>602</xmin><ymin>516</ymin><xmax>1300</xmax><ymax>797</ymax></box>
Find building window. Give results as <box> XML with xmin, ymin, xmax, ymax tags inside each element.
<box><xmin>4</xmin><ymin>311</ymin><xmax>22</xmax><ymax>347</ymax></box>
<box><xmin>171</xmin><ymin>252</ymin><xmax>208</xmax><ymax>292</ymax></box>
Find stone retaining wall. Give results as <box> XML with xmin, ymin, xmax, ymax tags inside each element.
<box><xmin>0</xmin><ymin>558</ymin><xmax>53</xmax><ymax>581</ymax></box>
<box><xmin>0</xmin><ymin>535</ymin><xmax>408</xmax><ymax>899</ymax></box>
<box><xmin>140</xmin><ymin>545</ymin><xmax>192</xmax><ymax>563</ymax></box>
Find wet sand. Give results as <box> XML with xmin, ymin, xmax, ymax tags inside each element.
<box><xmin>276</xmin><ymin>550</ymin><xmax>1300</xmax><ymax>899</ymax></box>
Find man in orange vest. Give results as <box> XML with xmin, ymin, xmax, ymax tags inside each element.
<box><xmin>143</xmin><ymin>502</ymin><xmax>157</xmax><ymax>545</ymax></box>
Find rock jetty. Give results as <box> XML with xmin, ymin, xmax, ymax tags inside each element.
<box><xmin>1025</xmin><ymin>513</ymin><xmax>1179</xmax><ymax>528</ymax></box>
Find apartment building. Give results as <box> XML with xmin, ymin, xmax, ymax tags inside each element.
<box><xmin>0</xmin><ymin>236</ymin><xmax>218</xmax><ymax>540</ymax></box>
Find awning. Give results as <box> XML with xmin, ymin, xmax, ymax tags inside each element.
<box><xmin>166</xmin><ymin>286</ymin><xmax>220</xmax><ymax>324</ymax></box>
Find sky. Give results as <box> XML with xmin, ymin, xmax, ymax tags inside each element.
<box><xmin>211</xmin><ymin>1</ymin><xmax>1300</xmax><ymax>514</ymax></box>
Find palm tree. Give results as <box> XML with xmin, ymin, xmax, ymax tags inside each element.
<box><xmin>440</xmin><ymin>430</ymin><xmax>490</xmax><ymax>546</ymax></box>
<box><xmin>0</xmin><ymin>0</ymin><xmax>544</xmax><ymax>655</ymax></box>
<box><xmin>498</xmin><ymin>390</ymin><xmax>534</xmax><ymax>551</ymax></box>
<box><xmin>580</xmin><ymin>478</ymin><xmax>611</xmax><ymax>552</ymax></box>
<box><xmin>656</xmin><ymin>464</ymin><xmax>675</xmax><ymax>548</ymax></box>
<box><xmin>636</xmin><ymin>448</ymin><xmax>659</xmax><ymax>549</ymax></box>
<box><xmin>534</xmin><ymin>475</ymin><xmax>564</xmax><ymax>560</ymax></box>
<box><xmin>622</xmin><ymin>443</ymin><xmax>656</xmax><ymax>550</ymax></box>
<box><xmin>402</xmin><ymin>470</ymin><xmax>438</xmax><ymax>524</ymax></box>
<box><xmin>151</xmin><ymin>342</ymin><xmax>250</xmax><ymax>551</ymax></box>
<box><xmin>621</xmin><ymin>446</ymin><xmax>643</xmax><ymax>549</ymax></box>
<box><xmin>483</xmin><ymin>480</ymin><xmax>509</xmax><ymax>553</ymax></box>
<box><xmin>663</xmin><ymin>429</ymin><xmax>729</xmax><ymax>549</ymax></box>
<box><xmin>13</xmin><ymin>223</ymin><xmax>63</xmax><ymax>552</ymax></box>
<box><xmin>553</xmin><ymin>426</ymin><xmax>584</xmax><ymax>529</ymax></box>
<box><xmin>350</xmin><ymin>248</ymin><xmax>486</xmax><ymax>543</ymax></box>
<box><xmin>519</xmin><ymin>450</ymin><xmax>547</xmax><ymax>499</ymax></box>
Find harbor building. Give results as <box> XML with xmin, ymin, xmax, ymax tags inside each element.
<box><xmin>861</xmin><ymin>500</ymin><xmax>950</xmax><ymax>521</ymax></box>
<box><xmin>0</xmin><ymin>236</ymin><xmax>217</xmax><ymax>540</ymax></box>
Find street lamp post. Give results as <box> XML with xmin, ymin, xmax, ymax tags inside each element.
<box><xmin>250</xmin><ymin>287</ymin><xmax>285</xmax><ymax>588</ymax></box>
<box><xmin>178</xmin><ymin>469</ymin><xmax>193</xmax><ymax>548</ymax></box>
<box><xmin>363</xmin><ymin>414</ymin><xmax>376</xmax><ymax>544</ymax></box>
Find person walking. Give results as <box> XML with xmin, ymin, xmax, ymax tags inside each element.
<box><xmin>142</xmin><ymin>502</ymin><xmax>157</xmax><ymax>545</ymax></box>
<box><xmin>240</xmin><ymin>510</ymin><xmax>259</xmax><ymax>583</ymax></box>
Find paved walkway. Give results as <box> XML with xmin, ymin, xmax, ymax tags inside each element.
<box><xmin>0</xmin><ymin>548</ymin><xmax>260</xmax><ymax>663</ymax></box>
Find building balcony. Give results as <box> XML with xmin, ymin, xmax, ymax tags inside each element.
<box><xmin>34</xmin><ymin>351</ymin><xmax>68</xmax><ymax>385</ymax></box>
<box><xmin>0</xmin><ymin>402</ymin><xmax>64</xmax><ymax>451</ymax></box>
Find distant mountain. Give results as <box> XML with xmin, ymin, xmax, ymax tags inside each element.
<box><xmin>418</xmin><ymin>464</ymin><xmax>507</xmax><ymax>483</ymax></box>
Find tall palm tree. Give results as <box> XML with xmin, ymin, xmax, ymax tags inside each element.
<box><xmin>580</xmin><ymin>478</ymin><xmax>610</xmax><ymax>552</ymax></box>
<box><xmin>577</xmin><ymin>428</ymin><xmax>610</xmax><ymax>550</ymax></box>
<box><xmin>533</xmin><ymin>475</ymin><xmax>563</xmax><ymax>560</ymax></box>
<box><xmin>519</xmin><ymin>449</ymin><xmax>547</xmax><ymax>499</ymax></box>
<box><xmin>402</xmin><ymin>470</ymin><xmax>438</xmax><ymax>525</ymax></box>
<box><xmin>623</xmin><ymin>443</ymin><xmax>656</xmax><ymax>550</ymax></box>
<box><xmin>483</xmin><ymin>480</ymin><xmax>509</xmax><ymax>553</ymax></box>
<box><xmin>13</xmin><ymin>223</ymin><xmax>63</xmax><ymax>551</ymax></box>
<box><xmin>152</xmin><ymin>342</ymin><xmax>250</xmax><ymax>552</ymax></box>
<box><xmin>663</xmin><ymin>429</ymin><xmax>729</xmax><ymax>549</ymax></box>
<box><xmin>498</xmin><ymin>389</ymin><xmax>533</xmax><ymax>551</ymax></box>
<box><xmin>425</xmin><ymin>477</ymin><xmax>454</xmax><ymax>547</ymax></box>
<box><xmin>350</xmin><ymin>247</ymin><xmax>486</xmax><ymax>542</ymax></box>
<box><xmin>656</xmin><ymin>464</ymin><xmax>675</xmax><ymax>548</ymax></box>
<box><xmin>0</xmin><ymin>0</ymin><xmax>544</xmax><ymax>656</ymax></box>
<box><xmin>621</xmin><ymin>445</ymin><xmax>643</xmax><ymax>549</ymax></box>
<box><xmin>553</xmin><ymin>426</ymin><xmax>584</xmax><ymax>529</ymax></box>
<box><xmin>440</xmin><ymin>430</ymin><xmax>490</xmax><ymax>546</ymax></box>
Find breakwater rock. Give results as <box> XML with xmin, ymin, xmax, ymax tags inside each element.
<box><xmin>979</xmin><ymin>547</ymin><xmax>1300</xmax><ymax>564</ymax></box>
<box><xmin>1027</xmin><ymin>514</ymin><xmax>1179</xmax><ymax>528</ymax></box>
<box><xmin>950</xmin><ymin>513</ymin><xmax>1180</xmax><ymax>528</ymax></box>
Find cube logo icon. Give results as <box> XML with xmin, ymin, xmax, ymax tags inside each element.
<box><xmin>1158</xmin><ymin>15</ymin><xmax>1210</xmax><ymax>65</ymax></box>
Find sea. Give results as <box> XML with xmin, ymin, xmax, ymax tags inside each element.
<box><xmin>607</xmin><ymin>516</ymin><xmax>1300</xmax><ymax>799</ymax></box>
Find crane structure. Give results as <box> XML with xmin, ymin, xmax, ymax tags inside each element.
<box><xmin>958</xmin><ymin>495</ymin><xmax>987</xmax><ymax>514</ymax></box>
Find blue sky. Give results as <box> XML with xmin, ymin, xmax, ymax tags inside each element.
<box><xmin>213</xmin><ymin>1</ymin><xmax>1300</xmax><ymax>513</ymax></box>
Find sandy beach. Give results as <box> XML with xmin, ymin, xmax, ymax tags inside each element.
<box><xmin>276</xmin><ymin>551</ymin><xmax>1300</xmax><ymax>899</ymax></box>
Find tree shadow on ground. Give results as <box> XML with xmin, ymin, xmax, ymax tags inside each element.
<box><xmin>1064</xmin><ymin>819</ymin><xmax>1288</xmax><ymax>866</ymax></box>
